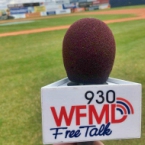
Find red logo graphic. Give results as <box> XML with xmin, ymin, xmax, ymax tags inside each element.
<box><xmin>50</xmin><ymin>97</ymin><xmax>134</xmax><ymax>127</ymax></box>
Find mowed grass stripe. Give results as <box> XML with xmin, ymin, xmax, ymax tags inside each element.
<box><xmin>0</xmin><ymin>14</ymin><xmax>136</xmax><ymax>34</ymax></box>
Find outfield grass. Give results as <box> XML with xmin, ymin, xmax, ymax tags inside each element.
<box><xmin>104</xmin><ymin>19</ymin><xmax>145</xmax><ymax>145</ymax></box>
<box><xmin>0</xmin><ymin>14</ymin><xmax>136</xmax><ymax>33</ymax></box>
<box><xmin>0</xmin><ymin>9</ymin><xmax>145</xmax><ymax>145</ymax></box>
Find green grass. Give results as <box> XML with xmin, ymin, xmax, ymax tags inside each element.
<box><xmin>0</xmin><ymin>14</ymin><xmax>136</xmax><ymax>33</ymax></box>
<box><xmin>0</xmin><ymin>8</ymin><xmax>145</xmax><ymax>145</ymax></box>
<box><xmin>103</xmin><ymin>19</ymin><xmax>145</xmax><ymax>145</ymax></box>
<box><xmin>0</xmin><ymin>30</ymin><xmax>67</xmax><ymax>145</ymax></box>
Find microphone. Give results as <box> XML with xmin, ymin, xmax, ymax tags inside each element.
<box><xmin>62</xmin><ymin>17</ymin><xmax>115</xmax><ymax>145</ymax></box>
<box><xmin>41</xmin><ymin>18</ymin><xmax>141</xmax><ymax>144</ymax></box>
<box><xmin>62</xmin><ymin>18</ymin><xmax>116</xmax><ymax>85</ymax></box>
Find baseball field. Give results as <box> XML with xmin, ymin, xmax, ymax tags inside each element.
<box><xmin>0</xmin><ymin>4</ymin><xmax>145</xmax><ymax>145</ymax></box>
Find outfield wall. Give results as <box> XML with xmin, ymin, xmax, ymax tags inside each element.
<box><xmin>0</xmin><ymin>0</ymin><xmax>110</xmax><ymax>20</ymax></box>
<box><xmin>110</xmin><ymin>0</ymin><xmax>145</xmax><ymax>7</ymax></box>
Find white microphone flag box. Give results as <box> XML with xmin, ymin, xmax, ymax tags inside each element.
<box><xmin>41</xmin><ymin>78</ymin><xmax>142</xmax><ymax>144</ymax></box>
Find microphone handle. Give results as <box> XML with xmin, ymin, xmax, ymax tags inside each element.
<box><xmin>77</xmin><ymin>141</ymin><xmax>94</xmax><ymax>145</ymax></box>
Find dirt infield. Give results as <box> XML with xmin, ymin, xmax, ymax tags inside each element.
<box><xmin>0</xmin><ymin>8</ymin><xmax>145</xmax><ymax>37</ymax></box>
